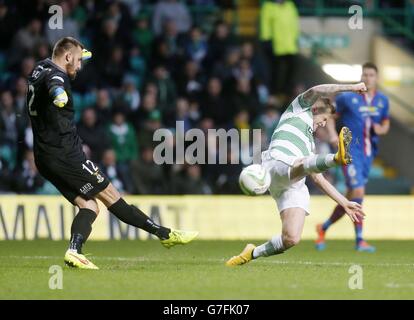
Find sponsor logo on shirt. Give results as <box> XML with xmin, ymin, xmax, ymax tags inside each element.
<box><xmin>359</xmin><ymin>106</ymin><xmax>379</xmax><ymax>116</ymax></box>
<box><xmin>80</xmin><ymin>183</ymin><xmax>93</xmax><ymax>194</ymax></box>
<box><xmin>93</xmin><ymin>172</ymin><xmax>105</xmax><ymax>183</ymax></box>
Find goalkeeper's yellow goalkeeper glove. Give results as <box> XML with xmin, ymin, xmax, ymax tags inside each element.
<box><xmin>82</xmin><ymin>49</ymin><xmax>92</xmax><ymax>60</ymax></box>
<box><xmin>52</xmin><ymin>87</ymin><xmax>68</xmax><ymax>108</ymax></box>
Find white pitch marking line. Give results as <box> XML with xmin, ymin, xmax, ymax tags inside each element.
<box><xmin>4</xmin><ymin>256</ymin><xmax>414</xmax><ymax>268</ymax></box>
<box><xmin>6</xmin><ymin>255</ymin><xmax>149</xmax><ymax>262</ymax></box>
<box><xmin>257</xmin><ymin>260</ymin><xmax>414</xmax><ymax>267</ymax></box>
<box><xmin>385</xmin><ymin>282</ymin><xmax>414</xmax><ymax>288</ymax></box>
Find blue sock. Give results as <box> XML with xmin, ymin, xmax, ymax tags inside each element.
<box><xmin>322</xmin><ymin>220</ymin><xmax>331</xmax><ymax>231</ymax></box>
<box><xmin>322</xmin><ymin>204</ymin><xmax>346</xmax><ymax>231</ymax></box>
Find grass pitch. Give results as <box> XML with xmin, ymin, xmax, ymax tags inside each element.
<box><xmin>1</xmin><ymin>240</ymin><xmax>413</xmax><ymax>299</ymax></box>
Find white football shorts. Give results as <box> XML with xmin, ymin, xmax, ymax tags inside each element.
<box><xmin>261</xmin><ymin>149</ymin><xmax>310</xmax><ymax>215</ymax></box>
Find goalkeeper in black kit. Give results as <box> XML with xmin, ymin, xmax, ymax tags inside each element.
<box><xmin>27</xmin><ymin>37</ymin><xmax>198</xmax><ymax>269</ymax></box>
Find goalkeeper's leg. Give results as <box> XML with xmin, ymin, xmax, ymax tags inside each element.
<box><xmin>96</xmin><ymin>183</ymin><xmax>198</xmax><ymax>247</ymax></box>
<box><xmin>65</xmin><ymin>197</ymin><xmax>100</xmax><ymax>269</ymax></box>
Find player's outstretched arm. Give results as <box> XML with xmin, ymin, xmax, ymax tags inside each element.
<box><xmin>302</xmin><ymin>82</ymin><xmax>367</xmax><ymax>106</ymax></box>
<box><xmin>310</xmin><ymin>173</ymin><xmax>365</xmax><ymax>222</ymax></box>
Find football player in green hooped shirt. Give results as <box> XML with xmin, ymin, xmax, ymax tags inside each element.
<box><xmin>226</xmin><ymin>82</ymin><xmax>367</xmax><ymax>266</ymax></box>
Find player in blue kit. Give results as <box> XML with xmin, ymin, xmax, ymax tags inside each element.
<box><xmin>315</xmin><ymin>62</ymin><xmax>390</xmax><ymax>252</ymax></box>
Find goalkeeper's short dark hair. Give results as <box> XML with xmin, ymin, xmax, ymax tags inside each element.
<box><xmin>52</xmin><ymin>37</ymin><xmax>84</xmax><ymax>58</ymax></box>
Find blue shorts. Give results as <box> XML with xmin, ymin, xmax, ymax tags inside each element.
<box><xmin>342</xmin><ymin>155</ymin><xmax>373</xmax><ymax>189</ymax></box>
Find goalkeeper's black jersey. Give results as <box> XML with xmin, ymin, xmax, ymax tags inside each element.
<box><xmin>27</xmin><ymin>58</ymin><xmax>84</xmax><ymax>161</ymax></box>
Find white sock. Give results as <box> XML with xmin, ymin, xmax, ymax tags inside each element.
<box><xmin>252</xmin><ymin>234</ymin><xmax>285</xmax><ymax>259</ymax></box>
<box><xmin>303</xmin><ymin>154</ymin><xmax>336</xmax><ymax>174</ymax></box>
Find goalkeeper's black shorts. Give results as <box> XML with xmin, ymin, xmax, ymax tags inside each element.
<box><xmin>35</xmin><ymin>155</ymin><xmax>110</xmax><ymax>204</ymax></box>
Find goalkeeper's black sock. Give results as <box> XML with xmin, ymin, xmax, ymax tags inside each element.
<box><xmin>69</xmin><ymin>208</ymin><xmax>97</xmax><ymax>253</ymax></box>
<box><xmin>108</xmin><ymin>198</ymin><xmax>171</xmax><ymax>240</ymax></box>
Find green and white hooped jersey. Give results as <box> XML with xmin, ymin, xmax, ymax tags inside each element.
<box><xmin>269</xmin><ymin>94</ymin><xmax>315</xmax><ymax>157</ymax></box>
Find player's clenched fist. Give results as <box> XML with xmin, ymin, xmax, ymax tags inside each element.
<box><xmin>352</xmin><ymin>82</ymin><xmax>367</xmax><ymax>94</ymax></box>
